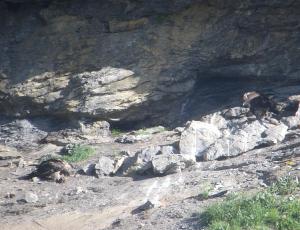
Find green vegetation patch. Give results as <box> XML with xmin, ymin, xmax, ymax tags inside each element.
<box><xmin>269</xmin><ymin>176</ymin><xmax>300</xmax><ymax>195</ymax></box>
<box><xmin>61</xmin><ymin>145</ymin><xmax>95</xmax><ymax>163</ymax></box>
<box><xmin>198</xmin><ymin>183</ymin><xmax>214</xmax><ymax>200</ymax></box>
<box><xmin>111</xmin><ymin>128</ymin><xmax>124</xmax><ymax>137</ymax></box>
<box><xmin>201</xmin><ymin>177</ymin><xmax>300</xmax><ymax>230</ymax></box>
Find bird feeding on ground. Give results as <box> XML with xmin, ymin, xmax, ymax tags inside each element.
<box><xmin>24</xmin><ymin>158</ymin><xmax>72</xmax><ymax>183</ymax></box>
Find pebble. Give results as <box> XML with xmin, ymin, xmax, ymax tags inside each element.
<box><xmin>5</xmin><ymin>193</ymin><xmax>15</xmax><ymax>199</ymax></box>
<box><xmin>66</xmin><ymin>187</ymin><xmax>87</xmax><ymax>196</ymax></box>
<box><xmin>17</xmin><ymin>192</ymin><xmax>39</xmax><ymax>203</ymax></box>
<box><xmin>32</xmin><ymin>177</ymin><xmax>40</xmax><ymax>183</ymax></box>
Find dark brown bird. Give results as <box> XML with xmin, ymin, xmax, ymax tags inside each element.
<box><xmin>24</xmin><ymin>159</ymin><xmax>72</xmax><ymax>183</ymax></box>
<box><xmin>242</xmin><ymin>91</ymin><xmax>277</xmax><ymax>119</ymax></box>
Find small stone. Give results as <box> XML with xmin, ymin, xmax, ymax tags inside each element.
<box><xmin>88</xmin><ymin>187</ymin><xmax>103</xmax><ymax>193</ymax></box>
<box><xmin>5</xmin><ymin>193</ymin><xmax>15</xmax><ymax>199</ymax></box>
<box><xmin>74</xmin><ymin>187</ymin><xmax>85</xmax><ymax>194</ymax></box>
<box><xmin>21</xmin><ymin>192</ymin><xmax>39</xmax><ymax>203</ymax></box>
<box><xmin>32</xmin><ymin>177</ymin><xmax>40</xmax><ymax>183</ymax></box>
<box><xmin>81</xmin><ymin>163</ymin><xmax>96</xmax><ymax>176</ymax></box>
<box><xmin>174</xmin><ymin>127</ymin><xmax>185</xmax><ymax>133</ymax></box>
<box><xmin>115</xmin><ymin>135</ymin><xmax>137</xmax><ymax>144</ymax></box>
<box><xmin>17</xmin><ymin>158</ymin><xmax>26</xmax><ymax>168</ymax></box>
<box><xmin>67</xmin><ymin>187</ymin><xmax>86</xmax><ymax>196</ymax></box>
<box><xmin>132</xmin><ymin>200</ymin><xmax>155</xmax><ymax>214</ymax></box>
<box><xmin>166</xmin><ymin>136</ymin><xmax>172</xmax><ymax>141</ymax></box>
<box><xmin>112</xmin><ymin>218</ymin><xmax>122</xmax><ymax>226</ymax></box>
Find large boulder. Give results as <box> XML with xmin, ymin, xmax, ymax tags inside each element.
<box><xmin>152</xmin><ymin>154</ymin><xmax>194</xmax><ymax>176</ymax></box>
<box><xmin>119</xmin><ymin>145</ymin><xmax>194</xmax><ymax>176</ymax></box>
<box><xmin>121</xmin><ymin>146</ymin><xmax>161</xmax><ymax>175</ymax></box>
<box><xmin>179</xmin><ymin>121</ymin><xmax>222</xmax><ymax>161</ymax></box>
<box><xmin>94</xmin><ymin>156</ymin><xmax>116</xmax><ymax>177</ymax></box>
<box><xmin>179</xmin><ymin>109</ymin><xmax>290</xmax><ymax>161</ymax></box>
<box><xmin>202</xmin><ymin>120</ymin><xmax>267</xmax><ymax>160</ymax></box>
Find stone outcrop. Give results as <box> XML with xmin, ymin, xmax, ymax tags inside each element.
<box><xmin>179</xmin><ymin>107</ymin><xmax>291</xmax><ymax>161</ymax></box>
<box><xmin>1</xmin><ymin>0</ymin><xmax>300</xmax><ymax>125</ymax></box>
<box><xmin>5</xmin><ymin>67</ymin><xmax>146</xmax><ymax>120</ymax></box>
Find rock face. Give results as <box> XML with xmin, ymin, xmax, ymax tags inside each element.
<box><xmin>5</xmin><ymin>67</ymin><xmax>146</xmax><ymax>120</ymax></box>
<box><xmin>1</xmin><ymin>0</ymin><xmax>300</xmax><ymax>125</ymax></box>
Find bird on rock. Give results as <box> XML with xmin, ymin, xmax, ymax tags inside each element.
<box><xmin>242</xmin><ymin>91</ymin><xmax>277</xmax><ymax>120</ymax></box>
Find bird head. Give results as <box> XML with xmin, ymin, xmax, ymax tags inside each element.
<box><xmin>242</xmin><ymin>91</ymin><xmax>260</xmax><ymax>107</ymax></box>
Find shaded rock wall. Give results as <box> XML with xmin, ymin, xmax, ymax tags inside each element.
<box><xmin>1</xmin><ymin>0</ymin><xmax>300</xmax><ymax>126</ymax></box>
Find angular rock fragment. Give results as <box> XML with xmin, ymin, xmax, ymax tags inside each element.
<box><xmin>281</xmin><ymin>116</ymin><xmax>300</xmax><ymax>129</ymax></box>
<box><xmin>82</xmin><ymin>155</ymin><xmax>127</xmax><ymax>177</ymax></box>
<box><xmin>152</xmin><ymin>154</ymin><xmax>193</xmax><ymax>176</ymax></box>
<box><xmin>115</xmin><ymin>135</ymin><xmax>138</xmax><ymax>144</ymax></box>
<box><xmin>202</xmin><ymin>120</ymin><xmax>266</xmax><ymax>160</ymax></box>
<box><xmin>24</xmin><ymin>192</ymin><xmax>39</xmax><ymax>203</ymax></box>
<box><xmin>94</xmin><ymin>156</ymin><xmax>116</xmax><ymax>177</ymax></box>
<box><xmin>179</xmin><ymin>121</ymin><xmax>221</xmax><ymax>161</ymax></box>
<box><xmin>119</xmin><ymin>145</ymin><xmax>194</xmax><ymax>176</ymax></box>
<box><xmin>131</xmin><ymin>200</ymin><xmax>155</xmax><ymax>214</ymax></box>
<box><xmin>122</xmin><ymin>146</ymin><xmax>161</xmax><ymax>175</ymax></box>
<box><xmin>18</xmin><ymin>192</ymin><xmax>39</xmax><ymax>204</ymax></box>
<box><xmin>262</xmin><ymin>123</ymin><xmax>288</xmax><ymax>145</ymax></box>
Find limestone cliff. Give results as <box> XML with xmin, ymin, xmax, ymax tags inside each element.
<box><xmin>1</xmin><ymin>0</ymin><xmax>300</xmax><ymax>127</ymax></box>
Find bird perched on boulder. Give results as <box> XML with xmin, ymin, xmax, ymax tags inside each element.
<box><xmin>24</xmin><ymin>158</ymin><xmax>72</xmax><ymax>183</ymax></box>
<box><xmin>288</xmin><ymin>95</ymin><xmax>300</xmax><ymax>117</ymax></box>
<box><xmin>242</xmin><ymin>91</ymin><xmax>277</xmax><ymax>119</ymax></box>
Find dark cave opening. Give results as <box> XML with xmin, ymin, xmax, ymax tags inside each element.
<box><xmin>4</xmin><ymin>1</ymin><xmax>21</xmax><ymax>11</ymax></box>
<box><xmin>181</xmin><ymin>76</ymin><xmax>300</xmax><ymax>122</ymax></box>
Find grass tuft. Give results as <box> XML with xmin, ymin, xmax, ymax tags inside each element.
<box><xmin>61</xmin><ymin>145</ymin><xmax>95</xmax><ymax>163</ymax></box>
<box><xmin>111</xmin><ymin>128</ymin><xmax>124</xmax><ymax>137</ymax></box>
<box><xmin>198</xmin><ymin>183</ymin><xmax>213</xmax><ymax>200</ymax></box>
<box><xmin>269</xmin><ymin>176</ymin><xmax>300</xmax><ymax>195</ymax></box>
<box><xmin>201</xmin><ymin>176</ymin><xmax>300</xmax><ymax>230</ymax></box>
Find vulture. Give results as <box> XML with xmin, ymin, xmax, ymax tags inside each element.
<box><xmin>24</xmin><ymin>159</ymin><xmax>72</xmax><ymax>183</ymax></box>
<box><xmin>242</xmin><ymin>91</ymin><xmax>276</xmax><ymax>119</ymax></box>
